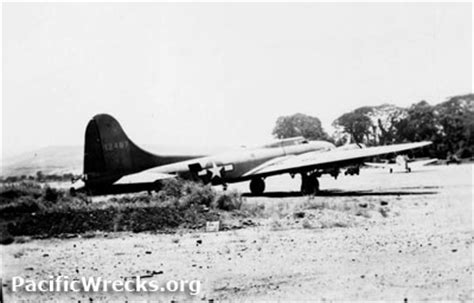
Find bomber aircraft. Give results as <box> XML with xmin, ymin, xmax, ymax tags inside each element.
<box><xmin>365</xmin><ymin>155</ymin><xmax>438</xmax><ymax>173</ymax></box>
<box><xmin>72</xmin><ymin>114</ymin><xmax>431</xmax><ymax>195</ymax></box>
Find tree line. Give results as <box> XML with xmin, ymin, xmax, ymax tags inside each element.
<box><xmin>273</xmin><ymin>94</ymin><xmax>474</xmax><ymax>159</ymax></box>
<box><xmin>0</xmin><ymin>171</ymin><xmax>79</xmax><ymax>184</ymax></box>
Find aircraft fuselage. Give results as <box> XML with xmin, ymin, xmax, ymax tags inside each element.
<box><xmin>78</xmin><ymin>114</ymin><xmax>431</xmax><ymax>196</ymax></box>
<box><xmin>133</xmin><ymin>140</ymin><xmax>335</xmax><ymax>185</ymax></box>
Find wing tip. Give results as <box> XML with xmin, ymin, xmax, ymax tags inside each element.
<box><xmin>420</xmin><ymin>141</ymin><xmax>433</xmax><ymax>146</ymax></box>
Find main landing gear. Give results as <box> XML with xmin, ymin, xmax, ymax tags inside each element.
<box><xmin>300</xmin><ymin>172</ymin><xmax>320</xmax><ymax>195</ymax></box>
<box><xmin>249</xmin><ymin>173</ymin><xmax>320</xmax><ymax>196</ymax></box>
<box><xmin>249</xmin><ymin>178</ymin><xmax>265</xmax><ymax>195</ymax></box>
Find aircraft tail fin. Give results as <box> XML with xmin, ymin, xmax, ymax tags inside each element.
<box><xmin>83</xmin><ymin>114</ymin><xmax>164</xmax><ymax>186</ymax></box>
<box><xmin>83</xmin><ymin>114</ymin><xmax>196</xmax><ymax>187</ymax></box>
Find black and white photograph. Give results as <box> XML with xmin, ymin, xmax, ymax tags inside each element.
<box><xmin>1</xmin><ymin>1</ymin><xmax>472</xmax><ymax>301</ymax></box>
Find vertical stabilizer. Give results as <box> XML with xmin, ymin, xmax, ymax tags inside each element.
<box><xmin>83</xmin><ymin>114</ymin><xmax>194</xmax><ymax>187</ymax></box>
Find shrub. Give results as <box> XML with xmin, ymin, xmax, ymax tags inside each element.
<box><xmin>178</xmin><ymin>182</ymin><xmax>215</xmax><ymax>209</ymax></box>
<box><xmin>0</xmin><ymin>230</ymin><xmax>14</xmax><ymax>245</ymax></box>
<box><xmin>156</xmin><ymin>178</ymin><xmax>185</xmax><ymax>202</ymax></box>
<box><xmin>1</xmin><ymin>178</ymin><xmax>244</xmax><ymax>237</ymax></box>
<box><xmin>0</xmin><ymin>182</ymin><xmax>43</xmax><ymax>203</ymax></box>
<box><xmin>0</xmin><ymin>197</ymin><xmax>40</xmax><ymax>214</ymax></box>
<box><xmin>241</xmin><ymin>202</ymin><xmax>265</xmax><ymax>217</ymax></box>
<box><xmin>43</xmin><ymin>187</ymin><xmax>60</xmax><ymax>203</ymax></box>
<box><xmin>213</xmin><ymin>191</ymin><xmax>242</xmax><ymax>211</ymax></box>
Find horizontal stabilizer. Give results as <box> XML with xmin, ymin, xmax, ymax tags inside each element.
<box><xmin>115</xmin><ymin>170</ymin><xmax>176</xmax><ymax>184</ymax></box>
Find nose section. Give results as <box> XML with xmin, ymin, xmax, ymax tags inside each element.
<box><xmin>308</xmin><ymin>140</ymin><xmax>335</xmax><ymax>151</ymax></box>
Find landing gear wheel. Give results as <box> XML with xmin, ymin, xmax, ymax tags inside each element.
<box><xmin>301</xmin><ymin>173</ymin><xmax>320</xmax><ymax>195</ymax></box>
<box><xmin>407</xmin><ymin>167</ymin><xmax>411</xmax><ymax>173</ymax></box>
<box><xmin>389</xmin><ymin>168</ymin><xmax>393</xmax><ymax>174</ymax></box>
<box><xmin>249</xmin><ymin>178</ymin><xmax>265</xmax><ymax>195</ymax></box>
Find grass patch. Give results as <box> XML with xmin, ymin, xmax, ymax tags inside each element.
<box><xmin>247</xmin><ymin>196</ymin><xmax>393</xmax><ymax>231</ymax></box>
<box><xmin>301</xmin><ymin>218</ymin><xmax>313</xmax><ymax>229</ymax></box>
<box><xmin>270</xmin><ymin>218</ymin><xmax>284</xmax><ymax>231</ymax></box>
<box><xmin>320</xmin><ymin>219</ymin><xmax>349</xmax><ymax>229</ymax></box>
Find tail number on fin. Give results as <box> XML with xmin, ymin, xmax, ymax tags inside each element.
<box><xmin>103</xmin><ymin>141</ymin><xmax>129</xmax><ymax>152</ymax></box>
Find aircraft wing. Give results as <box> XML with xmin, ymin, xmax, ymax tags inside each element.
<box><xmin>243</xmin><ymin>141</ymin><xmax>431</xmax><ymax>177</ymax></box>
<box><xmin>409</xmin><ymin>158</ymin><xmax>438</xmax><ymax>167</ymax></box>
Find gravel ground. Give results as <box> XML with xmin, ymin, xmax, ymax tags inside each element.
<box><xmin>1</xmin><ymin>164</ymin><xmax>472</xmax><ymax>301</ymax></box>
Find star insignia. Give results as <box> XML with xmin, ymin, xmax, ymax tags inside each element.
<box><xmin>208</xmin><ymin>162</ymin><xmax>223</xmax><ymax>179</ymax></box>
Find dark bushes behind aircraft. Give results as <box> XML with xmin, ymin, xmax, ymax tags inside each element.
<box><xmin>0</xmin><ymin>179</ymin><xmax>242</xmax><ymax>238</ymax></box>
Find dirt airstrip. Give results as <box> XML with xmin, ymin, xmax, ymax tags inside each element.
<box><xmin>1</xmin><ymin>164</ymin><xmax>472</xmax><ymax>301</ymax></box>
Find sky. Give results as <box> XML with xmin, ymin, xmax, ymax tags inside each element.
<box><xmin>2</xmin><ymin>2</ymin><xmax>472</xmax><ymax>157</ymax></box>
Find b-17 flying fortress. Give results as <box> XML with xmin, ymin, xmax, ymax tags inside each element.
<box><xmin>73</xmin><ymin>114</ymin><xmax>431</xmax><ymax>195</ymax></box>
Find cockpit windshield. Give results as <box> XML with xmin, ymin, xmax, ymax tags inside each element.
<box><xmin>262</xmin><ymin>136</ymin><xmax>308</xmax><ymax>148</ymax></box>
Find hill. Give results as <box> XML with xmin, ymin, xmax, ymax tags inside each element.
<box><xmin>1</xmin><ymin>146</ymin><xmax>83</xmax><ymax>177</ymax></box>
<box><xmin>1</xmin><ymin>144</ymin><xmax>231</xmax><ymax>177</ymax></box>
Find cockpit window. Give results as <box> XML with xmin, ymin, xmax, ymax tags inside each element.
<box><xmin>262</xmin><ymin>136</ymin><xmax>307</xmax><ymax>148</ymax></box>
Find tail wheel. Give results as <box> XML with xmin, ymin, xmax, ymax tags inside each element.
<box><xmin>249</xmin><ymin>178</ymin><xmax>265</xmax><ymax>195</ymax></box>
